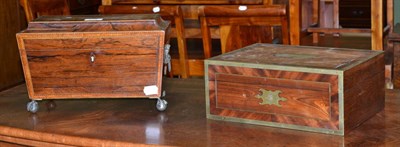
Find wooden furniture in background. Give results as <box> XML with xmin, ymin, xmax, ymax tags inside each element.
<box><xmin>101</xmin><ymin>0</ymin><xmax>274</xmax><ymax>77</ymax></box>
<box><xmin>388</xmin><ymin>23</ymin><xmax>400</xmax><ymax>89</ymax></box>
<box><xmin>199</xmin><ymin>5</ymin><xmax>289</xmax><ymax>58</ymax></box>
<box><xmin>0</xmin><ymin>0</ymin><xmax>26</xmax><ymax>91</ymax></box>
<box><xmin>99</xmin><ymin>0</ymin><xmax>275</xmax><ymax>39</ymax></box>
<box><xmin>0</xmin><ymin>78</ymin><xmax>400</xmax><ymax>146</ymax></box>
<box><xmin>99</xmin><ymin>5</ymin><xmax>189</xmax><ymax>78</ymax></box>
<box><xmin>289</xmin><ymin>0</ymin><xmax>393</xmax><ymax>50</ymax></box>
<box><xmin>69</xmin><ymin>0</ymin><xmax>101</xmax><ymax>14</ymax></box>
<box><xmin>339</xmin><ymin>0</ymin><xmax>378</xmax><ymax>28</ymax></box>
<box><xmin>16</xmin><ymin>15</ymin><xmax>170</xmax><ymax>112</ymax></box>
<box><xmin>19</xmin><ymin>0</ymin><xmax>71</xmax><ymax>22</ymax></box>
<box><xmin>20</xmin><ymin>0</ymin><xmax>101</xmax><ymax>22</ymax></box>
<box><xmin>308</xmin><ymin>0</ymin><xmax>389</xmax><ymax>44</ymax></box>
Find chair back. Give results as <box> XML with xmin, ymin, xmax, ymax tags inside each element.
<box><xmin>199</xmin><ymin>5</ymin><xmax>289</xmax><ymax>58</ymax></box>
<box><xmin>20</xmin><ymin>0</ymin><xmax>70</xmax><ymax>22</ymax></box>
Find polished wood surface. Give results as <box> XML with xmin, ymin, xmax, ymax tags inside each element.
<box><xmin>0</xmin><ymin>0</ymin><xmax>25</xmax><ymax>91</ymax></box>
<box><xmin>17</xmin><ymin>15</ymin><xmax>169</xmax><ymax>99</ymax></box>
<box><xmin>0</xmin><ymin>78</ymin><xmax>400</xmax><ymax>146</ymax></box>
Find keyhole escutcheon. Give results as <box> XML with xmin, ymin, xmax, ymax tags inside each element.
<box><xmin>90</xmin><ymin>52</ymin><xmax>95</xmax><ymax>63</ymax></box>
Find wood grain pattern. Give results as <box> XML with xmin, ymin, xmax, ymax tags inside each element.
<box><xmin>27</xmin><ymin>49</ymin><xmax>158</xmax><ymax>98</ymax></box>
<box><xmin>208</xmin><ymin>65</ymin><xmax>339</xmax><ymax>130</ymax></box>
<box><xmin>0</xmin><ymin>78</ymin><xmax>399</xmax><ymax>146</ymax></box>
<box><xmin>215</xmin><ymin>73</ymin><xmax>332</xmax><ymax>120</ymax></box>
<box><xmin>343</xmin><ymin>53</ymin><xmax>385</xmax><ymax>133</ymax></box>
<box><xmin>0</xmin><ymin>0</ymin><xmax>25</xmax><ymax>91</ymax></box>
<box><xmin>17</xmin><ymin>15</ymin><xmax>169</xmax><ymax>99</ymax></box>
<box><xmin>23</xmin><ymin>37</ymin><xmax>159</xmax><ymax>50</ymax></box>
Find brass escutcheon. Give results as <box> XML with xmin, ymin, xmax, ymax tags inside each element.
<box><xmin>255</xmin><ymin>89</ymin><xmax>287</xmax><ymax>107</ymax></box>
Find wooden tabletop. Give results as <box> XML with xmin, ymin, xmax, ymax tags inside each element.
<box><xmin>0</xmin><ymin>78</ymin><xmax>399</xmax><ymax>146</ymax></box>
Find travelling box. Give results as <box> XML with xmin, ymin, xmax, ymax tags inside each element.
<box><xmin>205</xmin><ymin>43</ymin><xmax>385</xmax><ymax>135</ymax></box>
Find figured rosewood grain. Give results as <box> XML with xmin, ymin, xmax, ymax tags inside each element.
<box><xmin>23</xmin><ymin>37</ymin><xmax>159</xmax><ymax>50</ymax></box>
<box><xmin>343</xmin><ymin>53</ymin><xmax>385</xmax><ymax>89</ymax></box>
<box><xmin>343</xmin><ymin>54</ymin><xmax>385</xmax><ymax>133</ymax></box>
<box><xmin>215</xmin><ymin>73</ymin><xmax>331</xmax><ymax>120</ymax></box>
<box><xmin>26</xmin><ymin>47</ymin><xmax>159</xmax><ymax>99</ymax></box>
<box><xmin>208</xmin><ymin>65</ymin><xmax>339</xmax><ymax>130</ymax></box>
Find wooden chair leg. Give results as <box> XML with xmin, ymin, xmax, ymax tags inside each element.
<box><xmin>333</xmin><ymin>0</ymin><xmax>340</xmax><ymax>37</ymax></box>
<box><xmin>174</xmin><ymin>16</ymin><xmax>189</xmax><ymax>78</ymax></box>
<box><xmin>371</xmin><ymin>0</ymin><xmax>383</xmax><ymax>50</ymax></box>
<box><xmin>200</xmin><ymin>17</ymin><xmax>212</xmax><ymax>59</ymax></box>
<box><xmin>281</xmin><ymin>17</ymin><xmax>289</xmax><ymax>45</ymax></box>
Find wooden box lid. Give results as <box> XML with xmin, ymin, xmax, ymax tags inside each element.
<box><xmin>207</xmin><ymin>43</ymin><xmax>383</xmax><ymax>71</ymax></box>
<box><xmin>21</xmin><ymin>14</ymin><xmax>170</xmax><ymax>33</ymax></box>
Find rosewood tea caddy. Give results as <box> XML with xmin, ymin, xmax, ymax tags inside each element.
<box><xmin>16</xmin><ymin>14</ymin><xmax>171</xmax><ymax>112</ymax></box>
